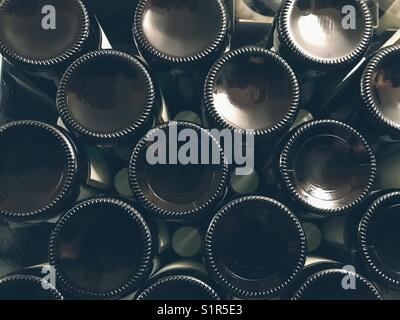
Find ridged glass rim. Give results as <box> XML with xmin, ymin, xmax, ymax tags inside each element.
<box><xmin>291</xmin><ymin>268</ymin><xmax>382</xmax><ymax>300</ymax></box>
<box><xmin>57</xmin><ymin>49</ymin><xmax>158</xmax><ymax>144</ymax></box>
<box><xmin>133</xmin><ymin>0</ymin><xmax>229</xmax><ymax>66</ymax></box>
<box><xmin>136</xmin><ymin>275</ymin><xmax>221</xmax><ymax>300</ymax></box>
<box><xmin>0</xmin><ymin>274</ymin><xmax>64</xmax><ymax>300</ymax></box>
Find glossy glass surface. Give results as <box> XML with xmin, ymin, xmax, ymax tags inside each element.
<box><xmin>0</xmin><ymin>0</ymin><xmax>84</xmax><ymax>60</ymax></box>
<box><xmin>284</xmin><ymin>126</ymin><xmax>372</xmax><ymax>211</ymax></box>
<box><xmin>0</xmin><ymin>125</ymin><xmax>69</xmax><ymax>213</ymax></box>
<box><xmin>55</xmin><ymin>202</ymin><xmax>146</xmax><ymax>293</ymax></box>
<box><xmin>212</xmin><ymin>53</ymin><xmax>293</xmax><ymax>130</ymax></box>
<box><xmin>372</xmin><ymin>52</ymin><xmax>400</xmax><ymax>125</ymax></box>
<box><xmin>134</xmin><ymin>124</ymin><xmax>225</xmax><ymax>214</ymax></box>
<box><xmin>370</xmin><ymin>204</ymin><xmax>400</xmax><ymax>272</ymax></box>
<box><xmin>288</xmin><ymin>0</ymin><xmax>366</xmax><ymax>61</ymax></box>
<box><xmin>212</xmin><ymin>199</ymin><xmax>304</xmax><ymax>291</ymax></box>
<box><xmin>66</xmin><ymin>54</ymin><xmax>148</xmax><ymax>134</ymax></box>
<box><xmin>141</xmin><ymin>0</ymin><xmax>222</xmax><ymax>57</ymax></box>
<box><xmin>146</xmin><ymin>163</ymin><xmax>212</xmax><ymax>204</ymax></box>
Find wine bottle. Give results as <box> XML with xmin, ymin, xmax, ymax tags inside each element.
<box><xmin>361</xmin><ymin>45</ymin><xmax>400</xmax><ymax>138</ymax></box>
<box><xmin>133</xmin><ymin>0</ymin><xmax>229</xmax><ymax>68</ymax></box>
<box><xmin>48</xmin><ymin>197</ymin><xmax>156</xmax><ymax>299</ymax></box>
<box><xmin>0</xmin><ymin>0</ymin><xmax>103</xmax><ymax>126</ymax></box>
<box><xmin>310</xmin><ymin>45</ymin><xmax>400</xmax><ymax>145</ymax></box>
<box><xmin>136</xmin><ymin>261</ymin><xmax>221</xmax><ymax>300</ymax></box>
<box><xmin>205</xmin><ymin>196</ymin><xmax>306</xmax><ymax>299</ymax></box>
<box><xmin>313</xmin><ymin>23</ymin><xmax>400</xmax><ymax>121</ymax></box>
<box><xmin>318</xmin><ymin>189</ymin><xmax>396</xmax><ymax>263</ymax></box>
<box><xmin>57</xmin><ymin>49</ymin><xmax>166</xmax><ymax>147</ymax></box>
<box><xmin>0</xmin><ymin>0</ymin><xmax>102</xmax><ymax>93</ymax></box>
<box><xmin>275</xmin><ymin>0</ymin><xmax>373</xmax><ymax>70</ymax></box>
<box><xmin>291</xmin><ymin>268</ymin><xmax>382</xmax><ymax>300</ymax></box>
<box><xmin>281</xmin><ymin>255</ymin><xmax>342</xmax><ymax>299</ymax></box>
<box><xmin>0</xmin><ymin>120</ymin><xmax>111</xmax><ymax>222</ymax></box>
<box><xmin>260</xmin><ymin>108</ymin><xmax>314</xmax><ymax>200</ymax></box>
<box><xmin>277</xmin><ymin>120</ymin><xmax>376</xmax><ymax>216</ymax></box>
<box><xmin>358</xmin><ymin>191</ymin><xmax>400</xmax><ymax>289</ymax></box>
<box><xmin>203</xmin><ymin>46</ymin><xmax>300</xmax><ymax>142</ymax></box>
<box><xmin>129</xmin><ymin>121</ymin><xmax>229</xmax><ymax>222</ymax></box>
<box><xmin>273</xmin><ymin>0</ymin><xmax>373</xmax><ymax>112</ymax></box>
<box><xmin>0</xmin><ymin>274</ymin><xmax>63</xmax><ymax>300</ymax></box>
<box><xmin>133</xmin><ymin>0</ymin><xmax>230</xmax><ymax>117</ymax></box>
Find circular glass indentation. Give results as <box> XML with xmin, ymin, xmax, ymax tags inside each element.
<box><xmin>212</xmin><ymin>52</ymin><xmax>294</xmax><ymax>131</ymax></box>
<box><xmin>64</xmin><ymin>52</ymin><xmax>151</xmax><ymax>136</ymax></box>
<box><xmin>0</xmin><ymin>122</ymin><xmax>75</xmax><ymax>216</ymax></box>
<box><xmin>140</xmin><ymin>0</ymin><xmax>223</xmax><ymax>58</ymax></box>
<box><xmin>50</xmin><ymin>198</ymin><xmax>152</xmax><ymax>297</ymax></box>
<box><xmin>280</xmin><ymin>121</ymin><xmax>375</xmax><ymax>213</ymax></box>
<box><xmin>130</xmin><ymin>122</ymin><xmax>227</xmax><ymax>219</ymax></box>
<box><xmin>286</xmin><ymin>0</ymin><xmax>368</xmax><ymax>62</ymax></box>
<box><xmin>205</xmin><ymin>197</ymin><xmax>305</xmax><ymax>298</ymax></box>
